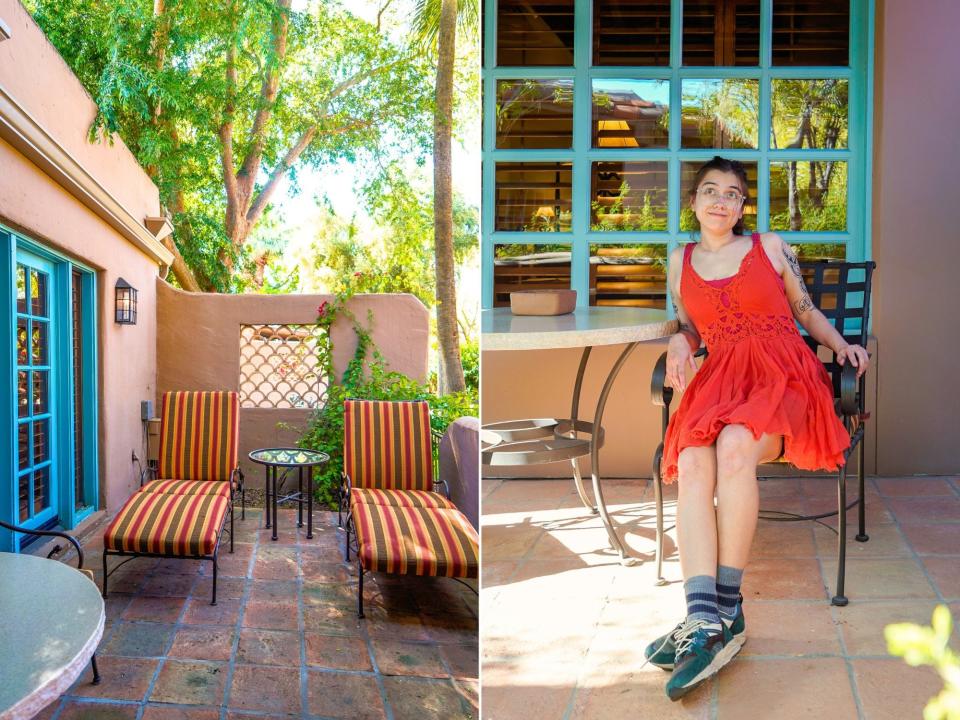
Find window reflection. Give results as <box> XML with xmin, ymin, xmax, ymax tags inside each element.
<box><xmin>497</xmin><ymin>79</ymin><xmax>574</xmax><ymax>149</ymax></box>
<box><xmin>770</xmin><ymin>161</ymin><xmax>847</xmax><ymax>231</ymax></box>
<box><xmin>593</xmin><ymin>0</ymin><xmax>671</xmax><ymax>66</ymax></box>
<box><xmin>495</xmin><ymin>162</ymin><xmax>573</xmax><ymax>232</ymax></box>
<box><xmin>497</xmin><ymin>0</ymin><xmax>575</xmax><ymax>66</ymax></box>
<box><xmin>494</xmin><ymin>244</ymin><xmax>572</xmax><ymax>306</ymax></box>
<box><xmin>589</xmin><ymin>244</ymin><xmax>667</xmax><ymax>308</ymax></box>
<box><xmin>771</xmin><ymin>79</ymin><xmax>848</xmax><ymax>149</ymax></box>
<box><xmin>592</xmin><ymin>79</ymin><xmax>669</xmax><ymax>148</ymax></box>
<box><xmin>683</xmin><ymin>0</ymin><xmax>760</xmax><ymax>66</ymax></box>
<box><xmin>773</xmin><ymin>0</ymin><xmax>849</xmax><ymax>66</ymax></box>
<box><xmin>591</xmin><ymin>162</ymin><xmax>668</xmax><ymax>231</ymax></box>
<box><xmin>681</xmin><ymin>79</ymin><xmax>759</xmax><ymax>148</ymax></box>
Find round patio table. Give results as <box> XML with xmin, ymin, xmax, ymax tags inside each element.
<box><xmin>482</xmin><ymin>306</ymin><xmax>678</xmax><ymax>564</ymax></box>
<box><xmin>249</xmin><ymin>447</ymin><xmax>329</xmax><ymax>541</ymax></box>
<box><xmin>0</xmin><ymin>552</ymin><xmax>104</xmax><ymax>720</ymax></box>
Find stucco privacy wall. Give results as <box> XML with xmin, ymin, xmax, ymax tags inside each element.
<box><xmin>155</xmin><ymin>281</ymin><xmax>430</xmax><ymax>481</ymax></box>
<box><xmin>0</xmin><ymin>0</ymin><xmax>166</xmax><ymax>513</ymax></box>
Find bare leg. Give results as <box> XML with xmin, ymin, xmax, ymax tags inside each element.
<box><xmin>715</xmin><ymin>425</ymin><xmax>783</xmax><ymax>569</ymax></box>
<box><xmin>676</xmin><ymin>446</ymin><xmax>719</xmax><ymax>581</ymax></box>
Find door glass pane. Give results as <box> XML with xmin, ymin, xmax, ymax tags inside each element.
<box><xmin>770</xmin><ymin>161</ymin><xmax>847</xmax><ymax>231</ymax></box>
<box><xmin>680</xmin><ymin>160</ymin><xmax>758</xmax><ymax>231</ymax></box>
<box><xmin>18</xmin><ymin>371</ymin><xmax>29</xmax><ymax>418</ymax></box>
<box><xmin>681</xmin><ymin>79</ymin><xmax>759</xmax><ymax>148</ymax></box>
<box><xmin>771</xmin><ymin>79</ymin><xmax>848</xmax><ymax>149</ymax></box>
<box><xmin>33</xmin><ymin>467</ymin><xmax>49</xmax><ymax>516</ymax></box>
<box><xmin>33</xmin><ymin>418</ymin><xmax>48</xmax><ymax>465</ymax></box>
<box><xmin>495</xmin><ymin>162</ymin><xmax>573</xmax><ymax>231</ymax></box>
<box><xmin>19</xmin><ymin>472</ymin><xmax>30</xmax><ymax>522</ymax></box>
<box><xmin>590</xmin><ymin>243</ymin><xmax>667</xmax><ymax>308</ymax></box>
<box><xmin>32</xmin><ymin>321</ymin><xmax>48</xmax><ymax>365</ymax></box>
<box><xmin>496</xmin><ymin>79</ymin><xmax>574</xmax><ymax>149</ymax></box>
<box><xmin>16</xmin><ymin>265</ymin><xmax>26</xmax><ymax>313</ymax></box>
<box><xmin>591</xmin><ymin>161</ymin><xmax>668</xmax><ymax>231</ymax></box>
<box><xmin>593</xmin><ymin>0</ymin><xmax>671</xmax><ymax>66</ymax></box>
<box><xmin>497</xmin><ymin>0</ymin><xmax>575</xmax><ymax>66</ymax></box>
<box><xmin>31</xmin><ymin>270</ymin><xmax>48</xmax><ymax>317</ymax></box>
<box><xmin>494</xmin><ymin>243</ymin><xmax>572</xmax><ymax>306</ymax></box>
<box><xmin>592</xmin><ymin>79</ymin><xmax>669</xmax><ymax>148</ymax></box>
<box><xmin>17</xmin><ymin>318</ymin><xmax>28</xmax><ymax>365</ymax></box>
<box><xmin>773</xmin><ymin>0</ymin><xmax>849</xmax><ymax>66</ymax></box>
<box><xmin>683</xmin><ymin>0</ymin><xmax>760</xmax><ymax>66</ymax></box>
<box><xmin>33</xmin><ymin>371</ymin><xmax>48</xmax><ymax>415</ymax></box>
<box><xmin>18</xmin><ymin>423</ymin><xmax>29</xmax><ymax>470</ymax></box>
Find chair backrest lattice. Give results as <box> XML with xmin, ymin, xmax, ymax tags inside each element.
<box><xmin>158</xmin><ymin>391</ymin><xmax>240</xmax><ymax>482</ymax></box>
<box><xmin>343</xmin><ymin>400</ymin><xmax>433</xmax><ymax>492</ymax></box>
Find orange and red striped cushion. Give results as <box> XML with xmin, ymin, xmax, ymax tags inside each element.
<box><xmin>158</xmin><ymin>391</ymin><xmax>239</xmax><ymax>482</ymax></box>
<box><xmin>351</xmin><ymin>488</ymin><xmax>454</xmax><ymax>510</ymax></box>
<box><xmin>351</xmin><ymin>503</ymin><xmax>478</xmax><ymax>578</ymax></box>
<box><xmin>343</xmin><ymin>400</ymin><xmax>433</xmax><ymax>492</ymax></box>
<box><xmin>141</xmin><ymin>479</ymin><xmax>232</xmax><ymax>499</ymax></box>
<box><xmin>104</xmin><ymin>492</ymin><xmax>228</xmax><ymax>557</ymax></box>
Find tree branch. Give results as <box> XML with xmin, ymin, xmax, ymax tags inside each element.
<box><xmin>245</xmin><ymin>125</ymin><xmax>318</xmax><ymax>227</ymax></box>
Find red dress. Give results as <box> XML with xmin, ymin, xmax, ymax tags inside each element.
<box><xmin>661</xmin><ymin>233</ymin><xmax>850</xmax><ymax>483</ymax></box>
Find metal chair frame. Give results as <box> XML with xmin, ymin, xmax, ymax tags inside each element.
<box><xmin>650</xmin><ymin>259</ymin><xmax>876</xmax><ymax>606</ymax></box>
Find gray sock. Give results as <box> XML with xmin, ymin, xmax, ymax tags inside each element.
<box><xmin>684</xmin><ymin>574</ymin><xmax>720</xmax><ymax>623</ymax></box>
<box><xmin>717</xmin><ymin>565</ymin><xmax>744</xmax><ymax>616</ymax></box>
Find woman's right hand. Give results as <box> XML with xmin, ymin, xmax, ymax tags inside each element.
<box><xmin>666</xmin><ymin>334</ymin><xmax>698</xmax><ymax>392</ymax></box>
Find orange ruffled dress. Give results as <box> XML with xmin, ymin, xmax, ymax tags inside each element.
<box><xmin>661</xmin><ymin>232</ymin><xmax>850</xmax><ymax>483</ymax></box>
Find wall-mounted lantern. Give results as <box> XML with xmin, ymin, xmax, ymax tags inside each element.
<box><xmin>115</xmin><ymin>278</ymin><xmax>137</xmax><ymax>325</ymax></box>
<box><xmin>0</xmin><ymin>18</ymin><xmax>11</xmax><ymax>42</ymax></box>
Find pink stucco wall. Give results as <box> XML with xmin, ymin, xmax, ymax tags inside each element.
<box><xmin>0</xmin><ymin>0</ymin><xmax>164</xmax><ymax>513</ymax></box>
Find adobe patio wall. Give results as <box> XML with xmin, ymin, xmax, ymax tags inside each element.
<box><xmin>0</xmin><ymin>0</ymin><xmax>170</xmax><ymax>514</ymax></box>
<box><xmin>155</xmin><ymin>281</ymin><xmax>430</xmax><ymax>481</ymax></box>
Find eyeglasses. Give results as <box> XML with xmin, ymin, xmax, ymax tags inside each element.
<box><xmin>696</xmin><ymin>187</ymin><xmax>746</xmax><ymax>206</ymax></box>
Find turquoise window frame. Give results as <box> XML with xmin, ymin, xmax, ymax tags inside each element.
<box><xmin>482</xmin><ymin>0</ymin><xmax>875</xmax><ymax>309</ymax></box>
<box><xmin>0</xmin><ymin>226</ymin><xmax>100</xmax><ymax>551</ymax></box>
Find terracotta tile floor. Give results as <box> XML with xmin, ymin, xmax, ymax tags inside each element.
<box><xmin>32</xmin><ymin>508</ymin><xmax>478</xmax><ymax>720</ymax></box>
<box><xmin>482</xmin><ymin>475</ymin><xmax>960</xmax><ymax>720</ymax></box>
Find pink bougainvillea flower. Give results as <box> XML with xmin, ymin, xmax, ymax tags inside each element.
<box><xmin>317</xmin><ymin>300</ymin><xmax>328</xmax><ymax>317</ymax></box>
<box><xmin>354</xmin><ymin>271</ymin><xmax>363</xmax><ymax>278</ymax></box>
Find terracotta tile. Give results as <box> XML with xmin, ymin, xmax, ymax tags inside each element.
<box><xmin>191</xmin><ymin>576</ymin><xmax>245</xmax><ymax>601</ymax></box>
<box><xmin>149</xmin><ymin>660</ymin><xmax>227</xmax><ymax>705</ymax></box>
<box><xmin>738</xmin><ymin>600</ymin><xmax>842</xmax><ymax>657</ymax></box>
<box><xmin>920</xmin><ymin>556</ymin><xmax>960</xmax><ymax>600</ymax></box>
<box><xmin>121</xmin><ymin>596</ymin><xmax>186</xmax><ymax>623</ymax></box>
<box><xmin>139</xmin><ymin>573</ymin><xmax>198</xmax><ymax>597</ymax></box>
<box><xmin>236</xmin><ymin>628</ymin><xmax>301</xmax><ymax>667</ymax></box>
<box><xmin>306</xmin><ymin>670</ymin><xmax>386</xmax><ymax>719</ymax></box>
<box><xmin>302</xmin><ymin>603</ymin><xmax>363</xmax><ymax>636</ymax></box>
<box><xmin>803</xmin><ymin>495</ymin><xmax>894</xmax><ymax>527</ymax></box>
<box><xmin>382</xmin><ymin>676</ymin><xmax>475</xmax><ymax>720</ymax></box>
<box><xmin>820</xmin><ymin>558</ymin><xmax>937</xmax><ymax>600</ymax></box>
<box><xmin>56</xmin><ymin>701</ymin><xmax>139</xmax><ymax>720</ymax></box>
<box><xmin>851</xmin><ymin>658</ymin><xmax>944</xmax><ymax>720</ymax></box>
<box><xmin>873</xmin><ymin>477</ymin><xmax>957</xmax><ymax>497</ymax></box>
<box><xmin>371</xmin><ymin>639</ymin><xmax>448</xmax><ymax>678</ymax></box>
<box><xmin>248</xmin><ymin>580</ymin><xmax>298</xmax><ymax>604</ymax></box>
<box><xmin>304</xmin><ymin>633</ymin><xmax>373</xmax><ymax>671</ymax></box>
<box><xmin>168</xmin><ymin>626</ymin><xmax>235</xmax><ymax>662</ymax></box>
<box><xmin>363</xmin><ymin>608</ymin><xmax>431</xmax><ymax>642</ymax></box>
<box><xmin>482</xmin><ymin>684</ymin><xmax>573</xmax><ymax>720</ymax></box>
<box><xmin>99</xmin><ymin>621</ymin><xmax>176</xmax><ymax>657</ymax></box>
<box><xmin>438</xmin><ymin>643</ymin><xmax>479</xmax><ymax>679</ymax></box>
<box><xmin>885</xmin><ymin>496</ymin><xmax>960</xmax><ymax>523</ymax></box>
<box><xmin>742</xmin><ymin>558</ymin><xmax>826</xmax><ymax>600</ymax></box>
<box><xmin>252</xmin><ymin>546</ymin><xmax>300</xmax><ymax>580</ymax></box>
<box><xmin>241</xmin><ymin>601</ymin><xmax>298</xmax><ymax>630</ymax></box>
<box><xmin>481</xmin><ymin>561</ymin><xmax>519</xmax><ymax>588</ymax></box>
<box><xmin>833</xmin><ymin>600</ymin><xmax>943</xmax><ymax>656</ymax></box>
<box><xmin>453</xmin><ymin>678</ymin><xmax>479</xmax><ymax>715</ymax></box>
<box><xmin>481</xmin><ymin>522</ymin><xmax>545</xmax><ymax>563</ymax></box>
<box><xmin>302</xmin><ymin>559</ymin><xmax>351</xmax><ymax>582</ymax></box>
<box><xmin>103</xmin><ymin>594</ymin><xmax>134</xmax><ymax>623</ymax></box>
<box><xmin>302</xmin><ymin>580</ymin><xmax>355</xmax><ymax>607</ymax></box>
<box><xmin>141</xmin><ymin>706</ymin><xmax>220</xmax><ymax>720</ymax></box>
<box><xmin>570</xmin><ymin>672</ymin><xmax>712</xmax><ymax>720</ymax></box>
<box><xmin>67</xmin><ymin>656</ymin><xmax>157</xmax><ymax>701</ymax></box>
<box><xmin>210</xmin><ymin>551</ymin><xmax>253</xmax><ymax>579</ymax></box>
<box><xmin>900</xmin><ymin>523</ymin><xmax>960</xmax><ymax>555</ymax></box>
<box><xmin>716</xmin><ymin>658</ymin><xmax>857</xmax><ymax>719</ymax></box>
<box><xmin>813</xmin><ymin>522</ymin><xmax>912</xmax><ymax>558</ymax></box>
<box><xmin>749</xmin><ymin>521</ymin><xmax>817</xmax><ymax>558</ymax></box>
<box><xmin>181</xmin><ymin>597</ymin><xmax>240</xmax><ymax>626</ymax></box>
<box><xmin>227</xmin><ymin>664</ymin><xmax>301</xmax><ymax>714</ymax></box>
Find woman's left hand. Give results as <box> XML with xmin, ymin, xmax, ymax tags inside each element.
<box><xmin>836</xmin><ymin>343</ymin><xmax>870</xmax><ymax>378</ymax></box>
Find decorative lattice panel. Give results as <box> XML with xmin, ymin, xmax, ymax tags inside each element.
<box><xmin>239</xmin><ymin>324</ymin><xmax>327</xmax><ymax>409</ymax></box>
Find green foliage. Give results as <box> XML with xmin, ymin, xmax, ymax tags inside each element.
<box><xmin>296</xmin><ymin>280</ymin><xmax>477</xmax><ymax>507</ymax></box>
<box><xmin>591</xmin><ymin>182</ymin><xmax>667</xmax><ymax>232</ymax></box>
<box><xmin>460</xmin><ymin>335</ymin><xmax>479</xmax><ymax>393</ymax></box>
<box><xmin>886</xmin><ymin>606</ymin><xmax>960</xmax><ymax>720</ymax></box>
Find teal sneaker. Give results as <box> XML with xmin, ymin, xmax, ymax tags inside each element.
<box><xmin>665</xmin><ymin>618</ymin><xmax>737</xmax><ymax>701</ymax></box>
<box><xmin>644</xmin><ymin>598</ymin><xmax>746</xmax><ymax>671</ymax></box>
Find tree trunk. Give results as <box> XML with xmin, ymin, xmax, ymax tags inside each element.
<box><xmin>433</xmin><ymin>0</ymin><xmax>465</xmax><ymax>393</ymax></box>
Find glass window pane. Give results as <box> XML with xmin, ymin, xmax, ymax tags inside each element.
<box><xmin>771</xmin><ymin>79</ymin><xmax>848</xmax><ymax>149</ymax></box>
<box><xmin>33</xmin><ymin>418</ymin><xmax>48</xmax><ymax>465</ymax></box>
<box><xmin>592</xmin><ymin>79</ymin><xmax>669</xmax><ymax>148</ymax></box>
<box><xmin>594</xmin><ymin>0</ymin><xmax>670</xmax><ymax>66</ymax></box>
<box><xmin>494</xmin><ymin>243</ymin><xmax>572</xmax><ymax>306</ymax></box>
<box><xmin>18</xmin><ymin>371</ymin><xmax>28</xmax><ymax>418</ymax></box>
<box><xmin>770</xmin><ymin>161</ymin><xmax>847</xmax><ymax>231</ymax></box>
<box><xmin>497</xmin><ymin>79</ymin><xmax>574</xmax><ymax>149</ymax></box>
<box><xmin>34</xmin><ymin>466</ymin><xmax>48</xmax><ymax>516</ymax></box>
<box><xmin>773</xmin><ymin>0</ymin><xmax>849</xmax><ymax>66</ymax></box>
<box><xmin>16</xmin><ymin>265</ymin><xmax>26</xmax><ymax>313</ymax></box>
<box><xmin>590</xmin><ymin>244</ymin><xmax>667</xmax><ymax>308</ymax></box>
<box><xmin>680</xmin><ymin>160</ymin><xmax>758</xmax><ymax>231</ymax></box>
<box><xmin>681</xmin><ymin>79</ymin><xmax>759</xmax><ymax>148</ymax></box>
<box><xmin>17</xmin><ymin>318</ymin><xmax>28</xmax><ymax>366</ymax></box>
<box><xmin>31</xmin><ymin>270</ymin><xmax>48</xmax><ymax>317</ymax></box>
<box><xmin>683</xmin><ymin>0</ymin><xmax>760</xmax><ymax>66</ymax></box>
<box><xmin>591</xmin><ymin>161</ymin><xmax>668</xmax><ymax>231</ymax></box>
<box><xmin>18</xmin><ymin>422</ymin><xmax>29</xmax><ymax>470</ymax></box>
<box><xmin>791</xmin><ymin>242</ymin><xmax>845</xmax><ymax>262</ymax></box>
<box><xmin>495</xmin><ymin>162</ymin><xmax>573</xmax><ymax>232</ymax></box>
<box><xmin>32</xmin><ymin>321</ymin><xmax>48</xmax><ymax>365</ymax></box>
<box><xmin>19</xmin><ymin>471</ymin><xmax>30</xmax><ymax>522</ymax></box>
<box><xmin>33</xmin><ymin>370</ymin><xmax>48</xmax><ymax>415</ymax></box>
<box><xmin>497</xmin><ymin>0</ymin><xmax>575</xmax><ymax>66</ymax></box>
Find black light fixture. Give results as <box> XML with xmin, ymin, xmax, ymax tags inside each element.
<box><xmin>115</xmin><ymin>278</ymin><xmax>137</xmax><ymax>325</ymax></box>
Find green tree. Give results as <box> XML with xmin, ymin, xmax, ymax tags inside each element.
<box><xmin>27</xmin><ymin>0</ymin><xmax>434</xmax><ymax>291</ymax></box>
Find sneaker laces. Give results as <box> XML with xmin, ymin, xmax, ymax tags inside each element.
<box><xmin>674</xmin><ymin>617</ymin><xmax>717</xmax><ymax>657</ymax></box>
<box><xmin>637</xmin><ymin>621</ymin><xmax>684</xmax><ymax>672</ymax></box>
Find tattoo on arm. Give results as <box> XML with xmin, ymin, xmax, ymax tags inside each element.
<box><xmin>781</xmin><ymin>241</ymin><xmax>815</xmax><ymax>317</ymax></box>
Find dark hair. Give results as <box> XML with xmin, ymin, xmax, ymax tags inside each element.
<box><xmin>688</xmin><ymin>156</ymin><xmax>750</xmax><ymax>236</ymax></box>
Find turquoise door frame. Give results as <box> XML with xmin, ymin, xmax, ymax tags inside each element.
<box><xmin>482</xmin><ymin>0</ymin><xmax>875</xmax><ymax>309</ymax></box>
<box><xmin>0</xmin><ymin>228</ymin><xmax>100</xmax><ymax>552</ymax></box>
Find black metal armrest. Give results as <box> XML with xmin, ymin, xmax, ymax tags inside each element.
<box><xmin>139</xmin><ymin>462</ymin><xmax>158</xmax><ymax>488</ymax></box>
<box><xmin>651</xmin><ymin>351</ymin><xmax>671</xmax><ymax>407</ymax></box>
<box><xmin>839</xmin><ymin>361</ymin><xmax>860</xmax><ymax>417</ymax></box>
<box><xmin>0</xmin><ymin>520</ymin><xmax>86</xmax><ymax>569</ymax></box>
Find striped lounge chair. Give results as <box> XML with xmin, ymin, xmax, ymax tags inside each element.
<box><xmin>341</xmin><ymin>399</ymin><xmax>479</xmax><ymax>617</ymax></box>
<box><xmin>102</xmin><ymin>391</ymin><xmax>244</xmax><ymax>605</ymax></box>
